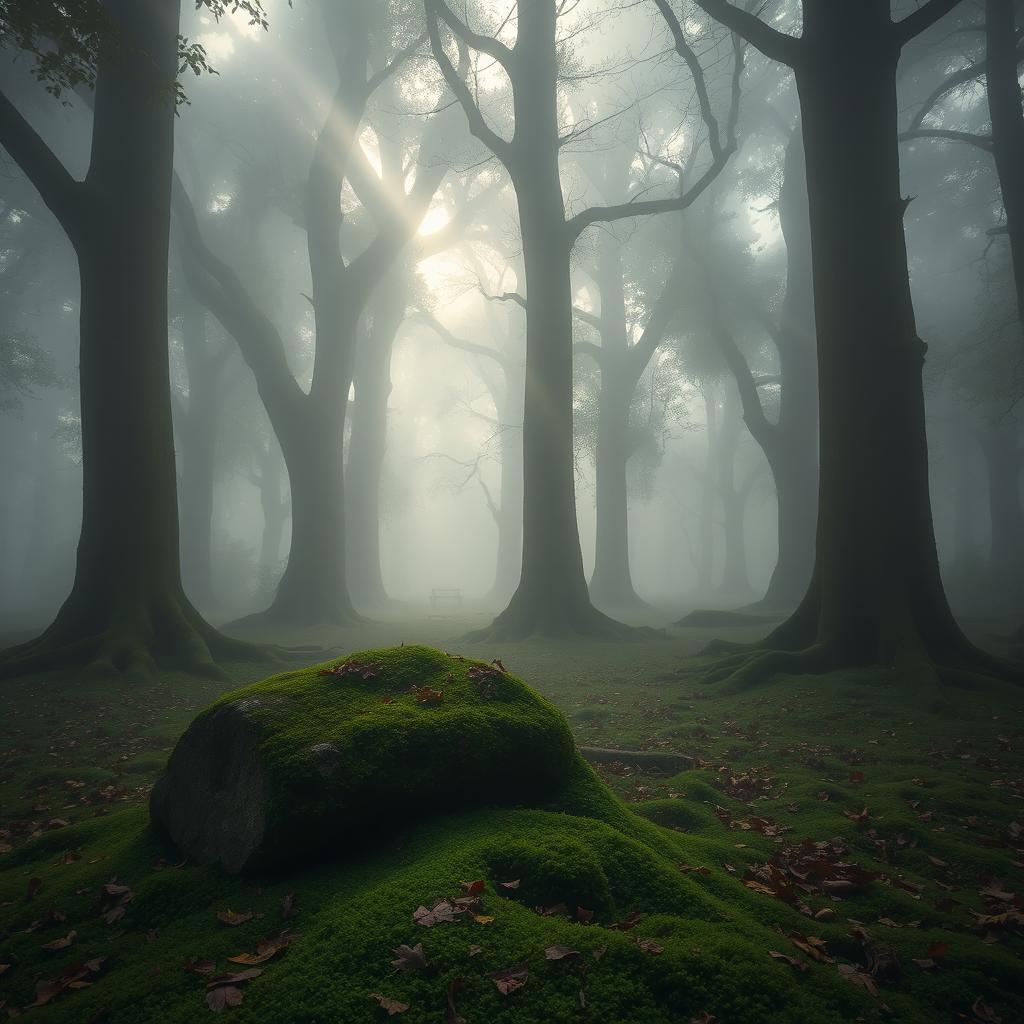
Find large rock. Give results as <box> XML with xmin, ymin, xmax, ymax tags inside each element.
<box><xmin>150</xmin><ymin>645</ymin><xmax>578</xmax><ymax>873</ymax></box>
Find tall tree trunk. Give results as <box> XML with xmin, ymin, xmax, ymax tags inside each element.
<box><xmin>757</xmin><ymin>130</ymin><xmax>818</xmax><ymax>610</ymax></box>
<box><xmin>716</xmin><ymin>383</ymin><xmax>751</xmax><ymax>596</ymax></box>
<box><xmin>177</xmin><ymin>304</ymin><xmax>223</xmax><ymax>610</ymax></box>
<box><xmin>346</xmin><ymin>270</ymin><xmax>408</xmax><ymax>610</ymax></box>
<box><xmin>589</xmin><ymin>233</ymin><xmax>646</xmax><ymax>610</ymax></box>
<box><xmin>256</xmin><ymin>440</ymin><xmax>287</xmax><ymax>595</ymax></box>
<box><xmin>751</xmin><ymin>4</ymin><xmax>990</xmax><ymax>680</ymax></box>
<box><xmin>987</xmin><ymin>0</ymin><xmax>1024</xmax><ymax>325</ymax></box>
<box><xmin>984</xmin><ymin>416</ymin><xmax>1024</xmax><ymax>610</ymax></box>
<box><xmin>1</xmin><ymin>0</ymin><xmax>251</xmax><ymax>678</ymax></box>
<box><xmin>478</xmin><ymin>1</ymin><xmax>621</xmax><ymax>638</ymax></box>
<box><xmin>697</xmin><ymin>385</ymin><xmax>717</xmax><ymax>594</ymax></box>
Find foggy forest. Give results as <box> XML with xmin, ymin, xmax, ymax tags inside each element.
<box><xmin>1</xmin><ymin>1</ymin><xmax>1023</xmax><ymax>1022</ymax></box>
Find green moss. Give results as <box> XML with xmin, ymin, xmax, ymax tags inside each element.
<box><xmin>3</xmin><ymin>629</ymin><xmax>1023</xmax><ymax>1024</ymax></box>
<box><xmin>151</xmin><ymin>647</ymin><xmax>585</xmax><ymax>869</ymax></box>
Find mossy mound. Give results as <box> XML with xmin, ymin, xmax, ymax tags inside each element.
<box><xmin>149</xmin><ymin>646</ymin><xmax>578</xmax><ymax>872</ymax></box>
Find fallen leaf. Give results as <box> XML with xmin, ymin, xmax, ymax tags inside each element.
<box><xmin>486</xmin><ymin>964</ymin><xmax>529</xmax><ymax>995</ymax></box>
<box><xmin>592</xmin><ymin>945</ymin><xmax>607</xmax><ymax>961</ymax></box>
<box><xmin>40</xmin><ymin>930</ymin><xmax>77</xmax><ymax>951</ymax></box>
<box><xmin>498</xmin><ymin>879</ymin><xmax>520</xmax><ymax>890</ymax></box>
<box><xmin>184</xmin><ymin>958</ymin><xmax>217</xmax><ymax>976</ymax></box>
<box><xmin>206</xmin><ymin>986</ymin><xmax>243</xmax><ymax>1012</ymax></box>
<box><xmin>468</xmin><ymin>944</ymin><xmax>482</xmax><ymax>957</ymax></box>
<box><xmin>216</xmin><ymin>910</ymin><xmax>254</xmax><ymax>927</ymax></box>
<box><xmin>577</xmin><ymin>906</ymin><xmax>594</xmax><ymax>923</ymax></box>
<box><xmin>970</xmin><ymin>997</ymin><xmax>1002</xmax><ymax>1024</ymax></box>
<box><xmin>636</xmin><ymin>937</ymin><xmax>664</xmax><ymax>955</ymax></box>
<box><xmin>445</xmin><ymin>977</ymin><xmax>465</xmax><ymax>1024</ymax></box>
<box><xmin>849</xmin><ymin>771</ymin><xmax>865</xmax><ymax>784</ymax></box>
<box><xmin>370</xmin><ymin>993</ymin><xmax>409</xmax><ymax>1016</ymax></box>
<box><xmin>837</xmin><ymin>963</ymin><xmax>878</xmax><ymax>996</ymax></box>
<box><xmin>544</xmin><ymin>946</ymin><xmax>580</xmax><ymax>960</ymax></box>
<box><xmin>227</xmin><ymin>932</ymin><xmax>298</xmax><ymax>965</ymax></box>
<box><xmin>391</xmin><ymin>943</ymin><xmax>428</xmax><ymax>973</ymax></box>
<box><xmin>460</xmin><ymin>880</ymin><xmax>485</xmax><ymax>896</ymax></box>
<box><xmin>768</xmin><ymin>950</ymin><xmax>809</xmax><ymax>971</ymax></box>
<box><xmin>472</xmin><ymin>914</ymin><xmax>494</xmax><ymax>925</ymax></box>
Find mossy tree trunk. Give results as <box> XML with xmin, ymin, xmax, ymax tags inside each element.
<box><xmin>0</xmin><ymin>0</ymin><xmax>255</xmax><ymax>679</ymax></box>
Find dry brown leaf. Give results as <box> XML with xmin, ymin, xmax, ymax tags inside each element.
<box><xmin>390</xmin><ymin>943</ymin><xmax>428</xmax><ymax>973</ymax></box>
<box><xmin>768</xmin><ymin>950</ymin><xmax>809</xmax><ymax>972</ymax></box>
<box><xmin>486</xmin><ymin>964</ymin><xmax>529</xmax><ymax>995</ymax></box>
<box><xmin>371</xmin><ymin>993</ymin><xmax>409</xmax><ymax>1016</ymax></box>
<box><xmin>544</xmin><ymin>945</ymin><xmax>580</xmax><ymax>961</ymax></box>
<box><xmin>216</xmin><ymin>909</ymin><xmax>254</xmax><ymax>927</ymax></box>
<box><xmin>40</xmin><ymin>930</ymin><xmax>77</xmax><ymax>951</ymax></box>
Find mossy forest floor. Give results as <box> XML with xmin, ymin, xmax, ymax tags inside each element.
<box><xmin>1</xmin><ymin>610</ymin><xmax>1022</xmax><ymax>1023</ymax></box>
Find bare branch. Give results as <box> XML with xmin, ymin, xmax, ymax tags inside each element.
<box><xmin>412</xmin><ymin>309</ymin><xmax>511</xmax><ymax>368</ymax></box>
<box><xmin>688</xmin><ymin>0</ymin><xmax>802</xmax><ymax>66</ymax></box>
<box><xmin>899</xmin><ymin>127</ymin><xmax>994</xmax><ymax>152</ymax></box>
<box><xmin>425</xmin><ymin>0</ymin><xmax>515</xmax><ymax>167</ymax></box>
<box><xmin>366</xmin><ymin>30</ymin><xmax>430</xmax><ymax>95</ymax></box>
<box><xmin>0</xmin><ymin>88</ymin><xmax>85</xmax><ymax>239</ymax></box>
<box><xmin>480</xmin><ymin>286</ymin><xmax>528</xmax><ymax>312</ymax></box>
<box><xmin>428</xmin><ymin>0</ymin><xmax>515</xmax><ymax>68</ymax></box>
<box><xmin>892</xmin><ymin>0</ymin><xmax>967</xmax><ymax>50</ymax></box>
<box><xmin>171</xmin><ymin>174</ymin><xmax>305</xmax><ymax>421</ymax></box>
<box><xmin>574</xmin><ymin>339</ymin><xmax>603</xmax><ymax>362</ymax></box>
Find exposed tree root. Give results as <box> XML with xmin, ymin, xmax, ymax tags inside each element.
<box><xmin>224</xmin><ymin>601</ymin><xmax>366</xmax><ymax>633</ymax></box>
<box><xmin>680</xmin><ymin>631</ymin><xmax>1024</xmax><ymax>695</ymax></box>
<box><xmin>0</xmin><ymin>592</ymin><xmax>276</xmax><ymax>683</ymax></box>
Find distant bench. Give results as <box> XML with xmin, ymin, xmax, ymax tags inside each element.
<box><xmin>429</xmin><ymin>588</ymin><xmax>463</xmax><ymax>609</ymax></box>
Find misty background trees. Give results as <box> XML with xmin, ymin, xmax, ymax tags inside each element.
<box><xmin>0</xmin><ymin>0</ymin><xmax>1022</xmax><ymax>675</ymax></box>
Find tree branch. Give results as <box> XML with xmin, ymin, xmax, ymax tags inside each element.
<box><xmin>892</xmin><ymin>0</ymin><xmax>966</xmax><ymax>49</ymax></box>
<box><xmin>412</xmin><ymin>309</ymin><xmax>511</xmax><ymax>369</ymax></box>
<box><xmin>480</xmin><ymin>287</ymin><xmax>528</xmax><ymax>313</ymax></box>
<box><xmin>366</xmin><ymin>30</ymin><xmax>430</xmax><ymax>95</ymax></box>
<box><xmin>899</xmin><ymin>127</ymin><xmax>994</xmax><ymax>152</ymax></box>
<box><xmin>427</xmin><ymin>0</ymin><xmax>515</xmax><ymax>68</ymax></box>
<box><xmin>0</xmin><ymin>87</ymin><xmax>85</xmax><ymax>239</ymax></box>
<box><xmin>573</xmin><ymin>340</ymin><xmax>604</xmax><ymax>363</ymax></box>
<box><xmin>425</xmin><ymin>0</ymin><xmax>515</xmax><ymax>166</ymax></box>
<box><xmin>565</xmin><ymin>144</ymin><xmax>735</xmax><ymax>243</ymax></box>
<box><xmin>626</xmin><ymin>257</ymin><xmax>685</xmax><ymax>379</ymax></box>
<box><xmin>688</xmin><ymin>0</ymin><xmax>802</xmax><ymax>66</ymax></box>
<box><xmin>171</xmin><ymin>175</ymin><xmax>305</xmax><ymax>422</ymax></box>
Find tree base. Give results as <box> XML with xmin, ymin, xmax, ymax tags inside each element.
<box><xmin>224</xmin><ymin>598</ymin><xmax>366</xmax><ymax>633</ymax></box>
<box><xmin>673</xmin><ymin>608</ymin><xmax>780</xmax><ymax>629</ymax></box>
<box><xmin>588</xmin><ymin>585</ymin><xmax>653</xmax><ymax>615</ymax></box>
<box><xmin>0</xmin><ymin>591</ymin><xmax>269</xmax><ymax>683</ymax></box>
<box><xmin>464</xmin><ymin>591</ymin><xmax>662</xmax><ymax>643</ymax></box>
<box><xmin>685</xmin><ymin>633</ymin><xmax>1024</xmax><ymax>694</ymax></box>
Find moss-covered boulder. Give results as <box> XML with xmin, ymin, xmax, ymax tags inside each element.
<box><xmin>149</xmin><ymin>646</ymin><xmax>578</xmax><ymax>873</ymax></box>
